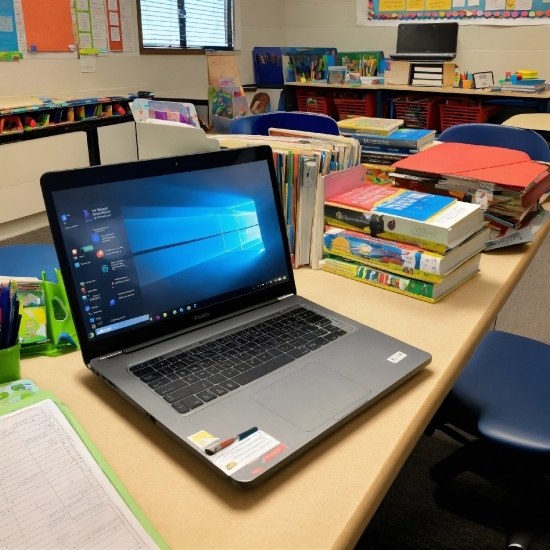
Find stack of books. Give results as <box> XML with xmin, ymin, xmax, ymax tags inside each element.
<box><xmin>392</xmin><ymin>142</ymin><xmax>550</xmax><ymax>234</ymax></box>
<box><xmin>337</xmin><ymin>116</ymin><xmax>436</xmax><ymax>186</ymax></box>
<box><xmin>501</xmin><ymin>71</ymin><xmax>546</xmax><ymax>94</ymax></box>
<box><xmin>321</xmin><ymin>165</ymin><xmax>487</xmax><ymax>303</ymax></box>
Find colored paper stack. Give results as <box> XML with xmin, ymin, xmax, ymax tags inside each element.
<box><xmin>321</xmin><ymin>165</ymin><xmax>487</xmax><ymax>303</ymax></box>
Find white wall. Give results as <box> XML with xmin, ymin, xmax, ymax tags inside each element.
<box><xmin>0</xmin><ymin>0</ymin><xmax>286</xmax><ymax>100</ymax></box>
<box><xmin>284</xmin><ymin>0</ymin><xmax>550</xmax><ymax>82</ymax></box>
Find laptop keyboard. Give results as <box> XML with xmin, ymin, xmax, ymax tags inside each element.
<box><xmin>128</xmin><ymin>306</ymin><xmax>350</xmax><ymax>414</ymax></box>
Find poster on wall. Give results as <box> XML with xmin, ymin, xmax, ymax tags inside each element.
<box><xmin>357</xmin><ymin>0</ymin><xmax>550</xmax><ymax>25</ymax></box>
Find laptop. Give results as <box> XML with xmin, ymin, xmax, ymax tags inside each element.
<box><xmin>390</xmin><ymin>22</ymin><xmax>459</xmax><ymax>61</ymax></box>
<box><xmin>40</xmin><ymin>146</ymin><xmax>431</xmax><ymax>488</ymax></box>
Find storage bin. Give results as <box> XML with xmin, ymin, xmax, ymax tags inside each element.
<box><xmin>393</xmin><ymin>96</ymin><xmax>443</xmax><ymax>131</ymax></box>
<box><xmin>296</xmin><ymin>88</ymin><xmax>337</xmax><ymax>117</ymax></box>
<box><xmin>333</xmin><ymin>92</ymin><xmax>376</xmax><ymax>120</ymax></box>
<box><xmin>439</xmin><ymin>100</ymin><xmax>502</xmax><ymax>131</ymax></box>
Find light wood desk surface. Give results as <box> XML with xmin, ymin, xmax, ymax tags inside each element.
<box><xmin>285</xmin><ymin>81</ymin><xmax>550</xmax><ymax>102</ymax></box>
<box><xmin>19</xmin><ymin>218</ymin><xmax>550</xmax><ymax>550</ymax></box>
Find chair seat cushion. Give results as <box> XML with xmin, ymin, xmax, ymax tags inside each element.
<box><xmin>451</xmin><ymin>331</ymin><xmax>550</xmax><ymax>454</ymax></box>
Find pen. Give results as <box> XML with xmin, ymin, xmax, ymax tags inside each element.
<box><xmin>205</xmin><ymin>427</ymin><xmax>258</xmax><ymax>456</ymax></box>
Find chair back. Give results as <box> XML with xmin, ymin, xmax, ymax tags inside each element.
<box><xmin>438</xmin><ymin>123</ymin><xmax>550</xmax><ymax>161</ymax></box>
<box><xmin>229</xmin><ymin>114</ymin><xmax>263</xmax><ymax>134</ymax></box>
<box><xmin>254</xmin><ymin>111</ymin><xmax>340</xmax><ymax>136</ymax></box>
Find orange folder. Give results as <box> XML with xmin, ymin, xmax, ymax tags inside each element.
<box><xmin>21</xmin><ymin>0</ymin><xmax>75</xmax><ymax>52</ymax></box>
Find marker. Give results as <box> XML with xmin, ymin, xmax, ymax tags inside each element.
<box><xmin>204</xmin><ymin>427</ymin><xmax>258</xmax><ymax>456</ymax></box>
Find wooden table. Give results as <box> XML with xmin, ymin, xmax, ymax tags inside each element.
<box><xmin>285</xmin><ymin>82</ymin><xmax>550</xmax><ymax>118</ymax></box>
<box><xmin>19</xmin><ymin>217</ymin><xmax>550</xmax><ymax>550</ymax></box>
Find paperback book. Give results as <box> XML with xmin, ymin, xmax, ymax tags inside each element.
<box><xmin>323</xmin><ymin>226</ymin><xmax>489</xmax><ymax>284</ymax></box>
<box><xmin>337</xmin><ymin>117</ymin><xmax>403</xmax><ymax>136</ymax></box>
<box><xmin>346</xmin><ymin>128</ymin><xmax>436</xmax><ymax>149</ymax></box>
<box><xmin>322</xmin><ymin>255</ymin><xmax>481</xmax><ymax>303</ymax></box>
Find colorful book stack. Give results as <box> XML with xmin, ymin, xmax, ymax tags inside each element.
<box><xmin>336</xmin><ymin>116</ymin><xmax>436</xmax><ymax>185</ymax></box>
<box><xmin>392</xmin><ymin>142</ymin><xmax>550</xmax><ymax>236</ymax></box>
<box><xmin>322</xmin><ymin>165</ymin><xmax>487</xmax><ymax>303</ymax></box>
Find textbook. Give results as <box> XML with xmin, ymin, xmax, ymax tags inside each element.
<box><xmin>347</xmin><ymin>128</ymin><xmax>435</xmax><ymax>149</ymax></box>
<box><xmin>323</xmin><ymin>226</ymin><xmax>489</xmax><ymax>284</ymax></box>
<box><xmin>324</xmin><ymin>167</ymin><xmax>485</xmax><ymax>253</ymax></box>
<box><xmin>0</xmin><ymin>388</ymin><xmax>168</xmax><ymax>549</ymax></box>
<box><xmin>336</xmin><ymin>117</ymin><xmax>404</xmax><ymax>136</ymax></box>
<box><xmin>322</xmin><ymin>254</ymin><xmax>481</xmax><ymax>303</ymax></box>
<box><xmin>361</xmin><ymin>150</ymin><xmax>409</xmax><ymax>166</ymax></box>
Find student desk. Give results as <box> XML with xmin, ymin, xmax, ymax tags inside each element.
<box><xmin>18</xmin><ymin>215</ymin><xmax>550</xmax><ymax>550</ymax></box>
<box><xmin>285</xmin><ymin>82</ymin><xmax>550</xmax><ymax>118</ymax></box>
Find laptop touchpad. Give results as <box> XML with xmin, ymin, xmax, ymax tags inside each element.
<box><xmin>251</xmin><ymin>363</ymin><xmax>372</xmax><ymax>432</ymax></box>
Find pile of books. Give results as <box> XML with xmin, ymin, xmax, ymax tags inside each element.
<box><xmin>392</xmin><ymin>142</ymin><xmax>550</xmax><ymax>235</ymax></box>
<box><xmin>214</xmin><ymin>129</ymin><xmax>361</xmax><ymax>268</ymax></box>
<box><xmin>500</xmin><ymin>70</ymin><xmax>547</xmax><ymax>94</ymax></box>
<box><xmin>321</xmin><ymin>165</ymin><xmax>487</xmax><ymax>303</ymax></box>
<box><xmin>336</xmin><ymin>116</ymin><xmax>436</xmax><ymax>185</ymax></box>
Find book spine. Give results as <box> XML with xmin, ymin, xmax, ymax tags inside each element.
<box><xmin>360</xmin><ymin>143</ymin><xmax>418</xmax><ymax>154</ymax></box>
<box><xmin>353</xmin><ymin>134</ymin><xmax>418</xmax><ymax>148</ymax></box>
<box><xmin>361</xmin><ymin>151</ymin><xmax>409</xmax><ymax>165</ymax></box>
<box><xmin>324</xmin><ymin>210</ymin><xmax>450</xmax><ymax>254</ymax></box>
<box><xmin>322</xmin><ymin>256</ymin><xmax>436</xmax><ymax>302</ymax></box>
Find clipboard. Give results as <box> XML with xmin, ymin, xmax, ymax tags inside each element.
<box><xmin>0</xmin><ymin>390</ymin><xmax>169</xmax><ymax>550</ymax></box>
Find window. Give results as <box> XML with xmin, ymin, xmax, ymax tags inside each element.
<box><xmin>137</xmin><ymin>0</ymin><xmax>235</xmax><ymax>53</ymax></box>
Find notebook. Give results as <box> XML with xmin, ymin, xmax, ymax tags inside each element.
<box><xmin>390</xmin><ymin>22</ymin><xmax>459</xmax><ymax>61</ymax></box>
<box><xmin>40</xmin><ymin>146</ymin><xmax>431</xmax><ymax>487</ymax></box>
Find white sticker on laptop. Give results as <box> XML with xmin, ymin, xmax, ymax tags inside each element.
<box><xmin>387</xmin><ymin>351</ymin><xmax>407</xmax><ymax>364</ymax></box>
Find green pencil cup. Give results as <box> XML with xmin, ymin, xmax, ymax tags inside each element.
<box><xmin>0</xmin><ymin>342</ymin><xmax>21</xmax><ymax>385</ymax></box>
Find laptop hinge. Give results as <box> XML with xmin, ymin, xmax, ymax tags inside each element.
<box><xmin>99</xmin><ymin>350</ymin><xmax>123</xmax><ymax>361</ymax></box>
<box><xmin>277</xmin><ymin>293</ymin><xmax>294</xmax><ymax>300</ymax></box>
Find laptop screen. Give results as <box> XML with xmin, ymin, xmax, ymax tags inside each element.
<box><xmin>396</xmin><ymin>22</ymin><xmax>458</xmax><ymax>55</ymax></box>
<box><xmin>43</xmin><ymin>147</ymin><xmax>294</xmax><ymax>358</ymax></box>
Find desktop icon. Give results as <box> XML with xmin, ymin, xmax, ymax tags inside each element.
<box><xmin>96</xmin><ymin>250</ymin><xmax>105</xmax><ymax>258</ymax></box>
<box><xmin>80</xmin><ymin>281</ymin><xmax>85</xmax><ymax>286</ymax></box>
<box><xmin>61</xmin><ymin>215</ymin><xmax>67</xmax><ymax>222</ymax></box>
<box><xmin>173</xmin><ymin>310</ymin><xmax>177</xmax><ymax>315</ymax></box>
<box><xmin>162</xmin><ymin>313</ymin><xmax>167</xmax><ymax>318</ymax></box>
<box><xmin>155</xmin><ymin>315</ymin><xmax>161</xmax><ymax>320</ymax></box>
<box><xmin>81</xmin><ymin>245</ymin><xmax>94</xmax><ymax>252</ymax></box>
<box><xmin>101</xmin><ymin>265</ymin><xmax>109</xmax><ymax>273</ymax></box>
<box><xmin>186</xmin><ymin>306</ymin><xmax>192</xmax><ymax>311</ymax></box>
<box><xmin>88</xmin><ymin>333</ymin><xmax>94</xmax><ymax>338</ymax></box>
<box><xmin>82</xmin><ymin>296</ymin><xmax>88</xmax><ymax>302</ymax></box>
<box><xmin>81</xmin><ymin>287</ymin><xmax>86</xmax><ymax>293</ymax></box>
<box><xmin>74</xmin><ymin>262</ymin><xmax>80</xmax><ymax>268</ymax></box>
<box><xmin>71</xmin><ymin>249</ymin><xmax>77</xmax><ymax>256</ymax></box>
<box><xmin>91</xmin><ymin>234</ymin><xmax>100</xmax><ymax>243</ymax></box>
<box><xmin>91</xmin><ymin>324</ymin><xmax>96</xmax><ymax>329</ymax></box>
<box><xmin>85</xmin><ymin>305</ymin><xmax>90</xmax><ymax>312</ymax></box>
<box><xmin>90</xmin><ymin>318</ymin><xmax>95</xmax><ymax>323</ymax></box>
<box><xmin>179</xmin><ymin>308</ymin><xmax>184</xmax><ymax>313</ymax></box>
<box><xmin>83</xmin><ymin>209</ymin><xmax>91</xmax><ymax>220</ymax></box>
<box><xmin>109</xmin><ymin>299</ymin><xmax>116</xmax><ymax>306</ymax></box>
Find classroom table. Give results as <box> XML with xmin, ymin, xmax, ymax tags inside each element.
<box><xmin>285</xmin><ymin>82</ymin><xmax>550</xmax><ymax>118</ymax></box>
<box><xmin>18</xmin><ymin>213</ymin><xmax>550</xmax><ymax>550</ymax></box>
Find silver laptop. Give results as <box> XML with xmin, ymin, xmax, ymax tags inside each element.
<box><xmin>40</xmin><ymin>146</ymin><xmax>431</xmax><ymax>487</ymax></box>
<box><xmin>390</xmin><ymin>22</ymin><xmax>458</xmax><ymax>61</ymax></box>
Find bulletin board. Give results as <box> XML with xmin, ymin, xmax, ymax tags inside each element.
<box><xmin>357</xmin><ymin>0</ymin><xmax>550</xmax><ymax>25</ymax></box>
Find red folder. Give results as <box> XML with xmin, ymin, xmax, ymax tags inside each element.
<box><xmin>393</xmin><ymin>143</ymin><xmax>547</xmax><ymax>190</ymax></box>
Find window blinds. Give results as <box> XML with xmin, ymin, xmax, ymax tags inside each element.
<box><xmin>139</xmin><ymin>0</ymin><xmax>234</xmax><ymax>50</ymax></box>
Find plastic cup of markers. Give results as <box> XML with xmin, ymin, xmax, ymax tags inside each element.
<box><xmin>462</xmin><ymin>80</ymin><xmax>474</xmax><ymax>89</ymax></box>
<box><xmin>0</xmin><ymin>342</ymin><xmax>21</xmax><ymax>385</ymax></box>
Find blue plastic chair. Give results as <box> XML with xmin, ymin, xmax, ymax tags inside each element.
<box><xmin>0</xmin><ymin>244</ymin><xmax>59</xmax><ymax>282</ymax></box>
<box><xmin>254</xmin><ymin>111</ymin><xmax>340</xmax><ymax>136</ymax></box>
<box><xmin>427</xmin><ymin>331</ymin><xmax>550</xmax><ymax>547</ymax></box>
<box><xmin>229</xmin><ymin>114</ymin><xmax>263</xmax><ymax>135</ymax></box>
<box><xmin>438</xmin><ymin>123</ymin><xmax>550</xmax><ymax>161</ymax></box>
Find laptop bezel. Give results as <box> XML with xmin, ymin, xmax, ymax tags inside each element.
<box><xmin>395</xmin><ymin>22</ymin><xmax>458</xmax><ymax>57</ymax></box>
<box><xmin>41</xmin><ymin>146</ymin><xmax>297</xmax><ymax>365</ymax></box>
